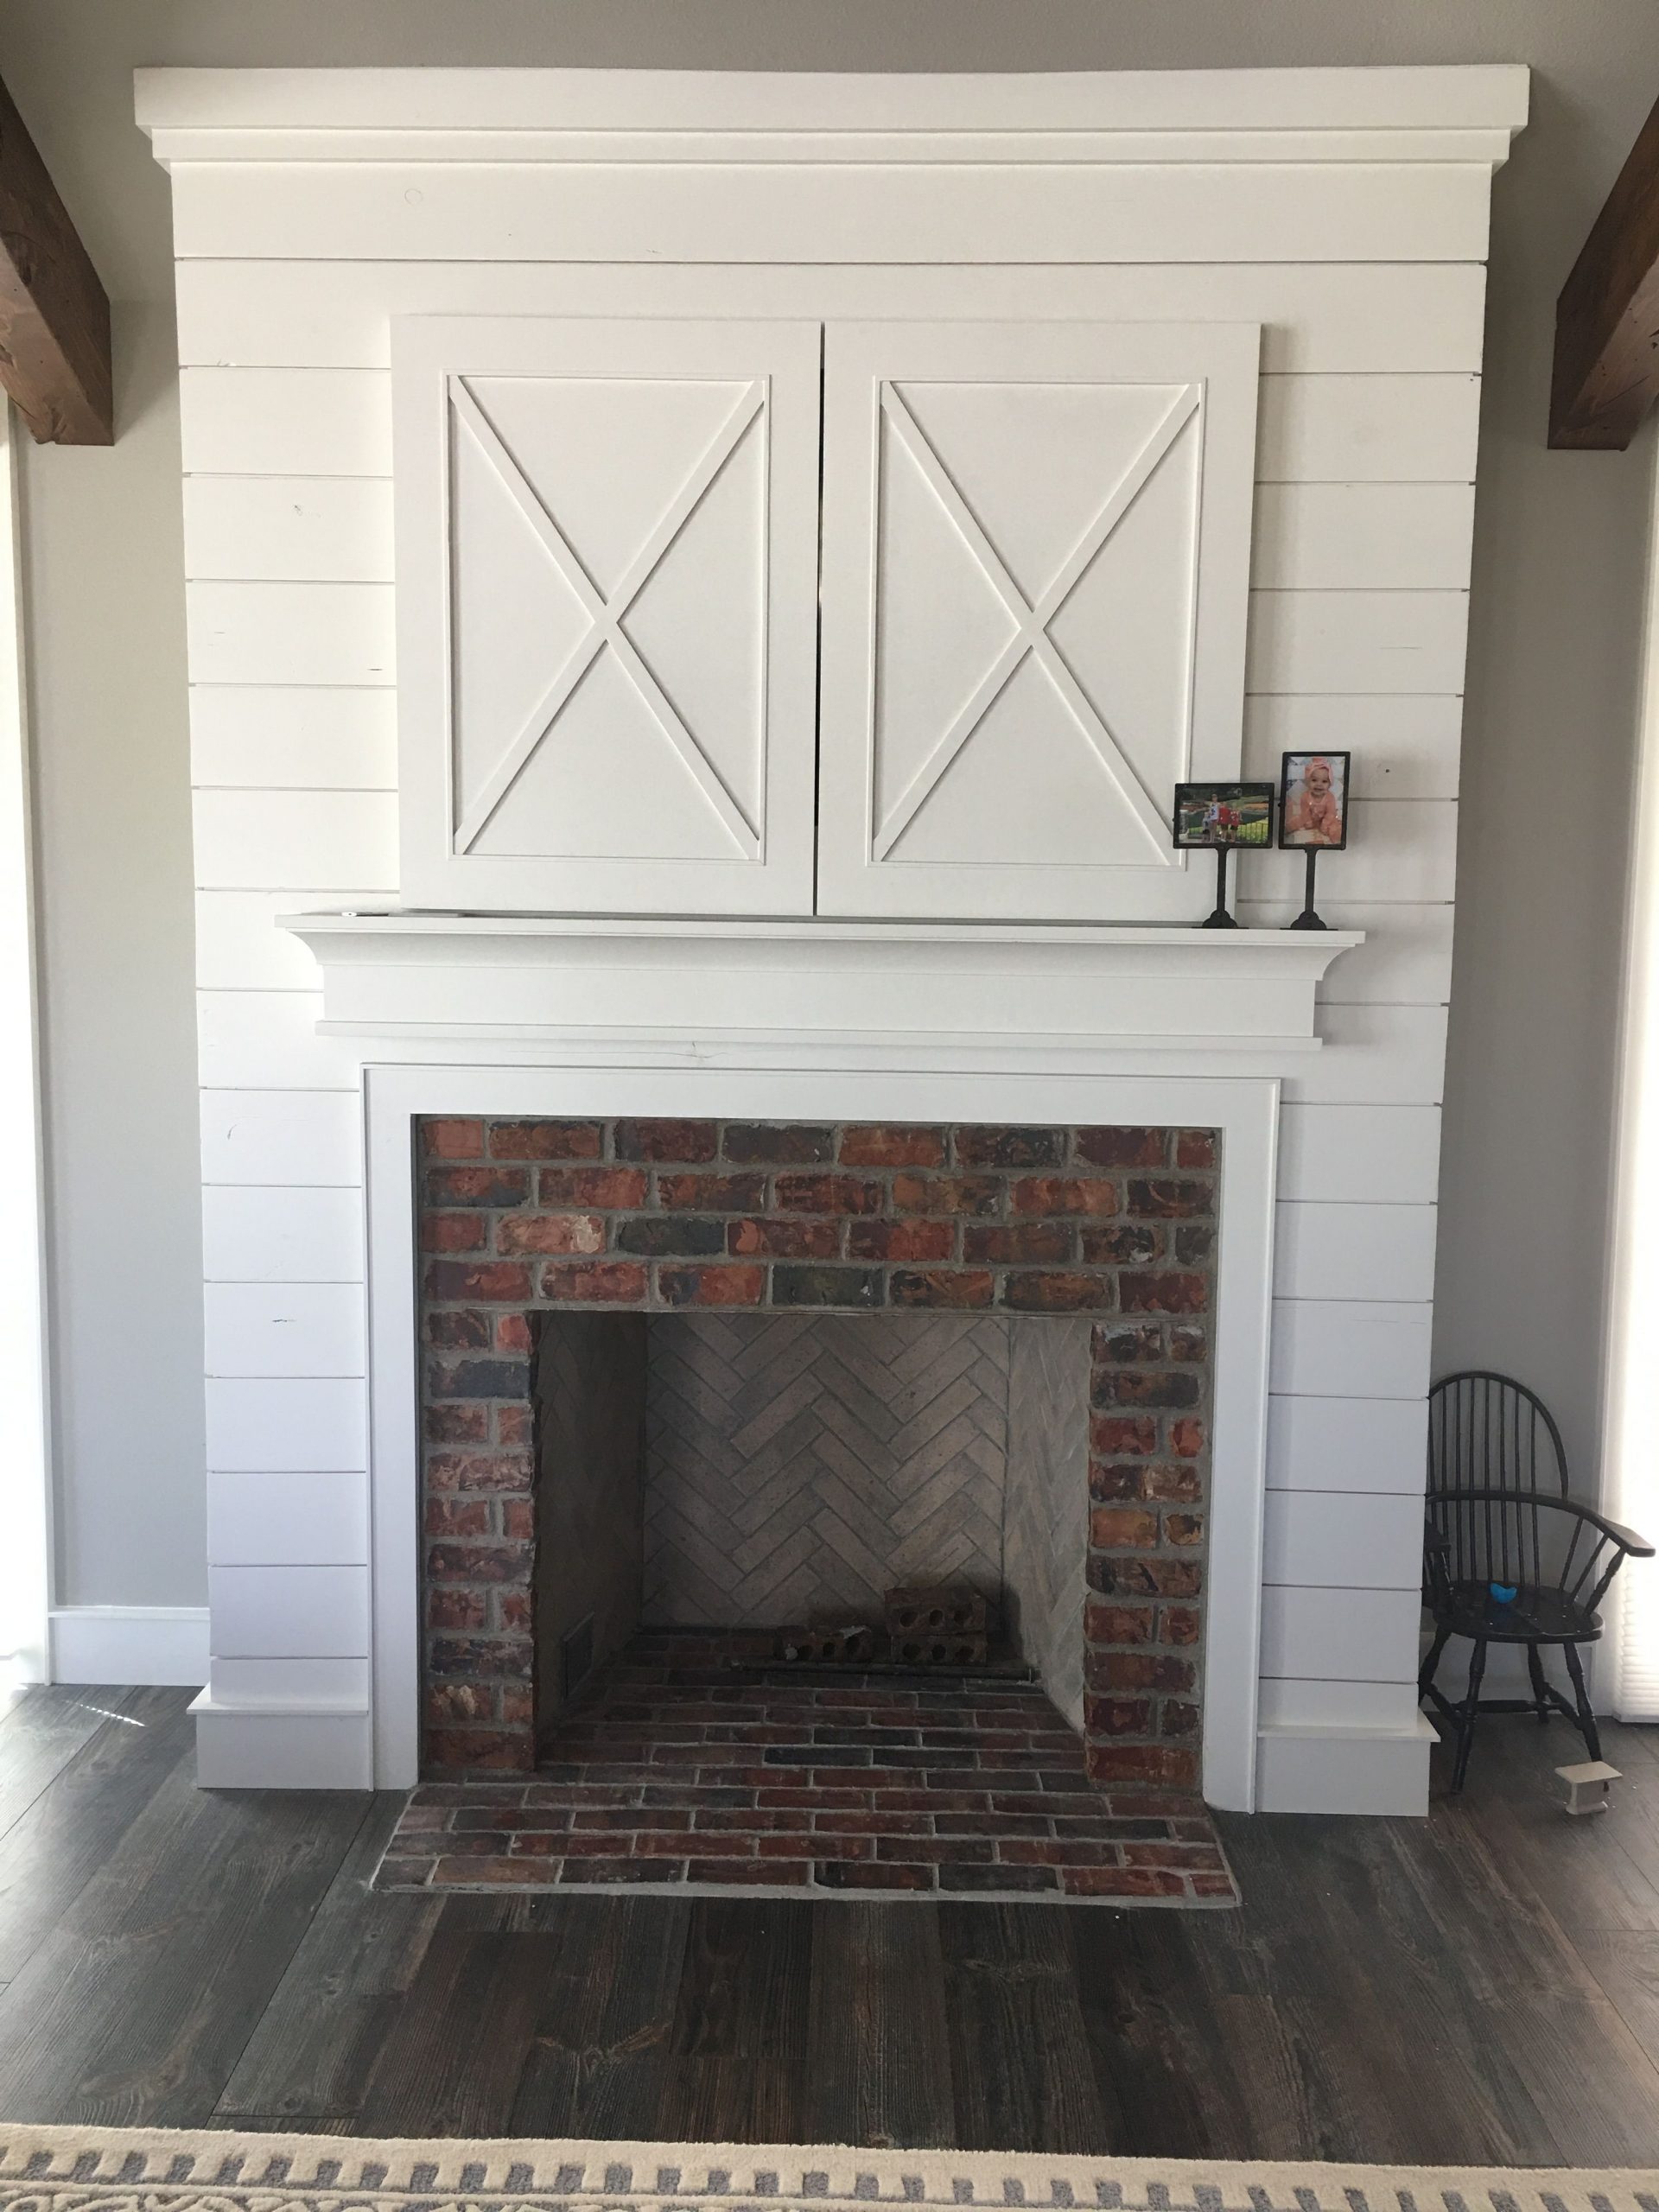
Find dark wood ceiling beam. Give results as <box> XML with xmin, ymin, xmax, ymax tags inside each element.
<box><xmin>0</xmin><ymin>70</ymin><xmax>111</xmax><ymax>446</ymax></box>
<box><xmin>1551</xmin><ymin>89</ymin><xmax>1659</xmax><ymax>450</ymax></box>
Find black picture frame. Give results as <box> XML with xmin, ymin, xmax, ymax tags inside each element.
<box><xmin>1277</xmin><ymin>750</ymin><xmax>1351</xmax><ymax>853</ymax></box>
<box><xmin>1171</xmin><ymin>781</ymin><xmax>1276</xmax><ymax>849</ymax></box>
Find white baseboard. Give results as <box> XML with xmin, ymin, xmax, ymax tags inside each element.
<box><xmin>1255</xmin><ymin>1715</ymin><xmax>1434</xmax><ymax>1815</ymax></box>
<box><xmin>48</xmin><ymin>1605</ymin><xmax>209</xmax><ymax>1687</ymax></box>
<box><xmin>190</xmin><ymin>1692</ymin><xmax>373</xmax><ymax>1789</ymax></box>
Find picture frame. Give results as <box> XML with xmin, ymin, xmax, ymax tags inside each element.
<box><xmin>1278</xmin><ymin>751</ymin><xmax>1351</xmax><ymax>852</ymax></box>
<box><xmin>1172</xmin><ymin>782</ymin><xmax>1275</xmax><ymax>850</ymax></box>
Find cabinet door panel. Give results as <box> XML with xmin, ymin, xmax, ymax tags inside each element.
<box><xmin>817</xmin><ymin>320</ymin><xmax>1259</xmax><ymax>920</ymax></box>
<box><xmin>395</xmin><ymin>316</ymin><xmax>821</xmax><ymax>913</ymax></box>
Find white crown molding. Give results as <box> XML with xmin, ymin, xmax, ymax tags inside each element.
<box><xmin>133</xmin><ymin>64</ymin><xmax>1529</xmax><ymax>168</ymax></box>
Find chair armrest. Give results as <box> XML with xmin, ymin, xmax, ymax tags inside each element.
<box><xmin>1432</xmin><ymin>1487</ymin><xmax>1656</xmax><ymax>1558</ymax></box>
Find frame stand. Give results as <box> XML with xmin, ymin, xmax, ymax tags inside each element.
<box><xmin>1202</xmin><ymin>845</ymin><xmax>1239</xmax><ymax>930</ymax></box>
<box><xmin>1287</xmin><ymin>847</ymin><xmax>1327</xmax><ymax>931</ymax></box>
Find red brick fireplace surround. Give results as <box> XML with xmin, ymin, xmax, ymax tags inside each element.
<box><xmin>417</xmin><ymin>1116</ymin><xmax>1219</xmax><ymax>1796</ymax></box>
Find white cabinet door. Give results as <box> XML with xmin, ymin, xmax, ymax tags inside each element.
<box><xmin>817</xmin><ymin>321</ymin><xmax>1260</xmax><ymax>921</ymax></box>
<box><xmin>394</xmin><ymin>317</ymin><xmax>821</xmax><ymax>914</ymax></box>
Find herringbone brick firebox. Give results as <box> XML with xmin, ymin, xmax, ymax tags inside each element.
<box><xmin>416</xmin><ymin>1116</ymin><xmax>1220</xmax><ymax>1821</ymax></box>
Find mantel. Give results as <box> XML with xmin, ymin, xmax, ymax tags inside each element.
<box><xmin>279</xmin><ymin>910</ymin><xmax>1363</xmax><ymax>1066</ymax></box>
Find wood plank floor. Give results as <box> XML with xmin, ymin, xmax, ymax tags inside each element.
<box><xmin>3</xmin><ymin>1684</ymin><xmax>1659</xmax><ymax>2161</ymax></box>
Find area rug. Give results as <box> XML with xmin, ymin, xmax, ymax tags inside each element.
<box><xmin>2</xmin><ymin>2126</ymin><xmax>1656</xmax><ymax>2212</ymax></box>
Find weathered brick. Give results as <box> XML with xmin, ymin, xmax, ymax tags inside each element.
<box><xmin>428</xmin><ymin>1543</ymin><xmax>531</xmax><ymax>1585</ymax></box>
<box><xmin>1086</xmin><ymin>1650</ymin><xmax>1195</xmax><ymax>1694</ymax></box>
<box><xmin>847</xmin><ymin>1218</ymin><xmax>954</xmax><ymax>1262</ymax></box>
<box><xmin>772</xmin><ymin>1264</ymin><xmax>883</xmax><ymax>1307</ymax></box>
<box><xmin>423</xmin><ymin>1118</ymin><xmax>485</xmax><ymax>1160</ymax></box>
<box><xmin>488</xmin><ymin>1120</ymin><xmax>604</xmax><ymax>1160</ymax></box>
<box><xmin>537</xmin><ymin>1166</ymin><xmax>649</xmax><ymax>1209</ymax></box>
<box><xmin>423</xmin><ymin>1211</ymin><xmax>487</xmax><ymax>1253</ymax></box>
<box><xmin>1089</xmin><ymin>1556</ymin><xmax>1203</xmax><ymax>1599</ymax></box>
<box><xmin>1090</xmin><ymin>1412</ymin><xmax>1158</xmax><ymax>1456</ymax></box>
<box><xmin>889</xmin><ymin>1269</ymin><xmax>995</xmax><ymax>1309</ymax></box>
<box><xmin>1009</xmin><ymin>1177</ymin><xmax>1120</xmax><ymax>1217</ymax></box>
<box><xmin>1170</xmin><ymin>1415</ymin><xmax>1205</xmax><ymax>1458</ymax></box>
<box><xmin>658</xmin><ymin>1263</ymin><xmax>766</xmax><ymax>1307</ymax></box>
<box><xmin>1162</xmin><ymin>1699</ymin><xmax>1201</xmax><ymax>1737</ymax></box>
<box><xmin>501</xmin><ymin>1497</ymin><xmax>535</xmax><ymax>1541</ymax></box>
<box><xmin>774</xmin><ymin>1173</ymin><xmax>884</xmax><ymax>1216</ymax></box>
<box><xmin>1001</xmin><ymin>1271</ymin><xmax>1106</xmax><ymax>1313</ymax></box>
<box><xmin>1094</xmin><ymin>1368</ymin><xmax>1201</xmax><ymax>1408</ymax></box>
<box><xmin>424</xmin><ymin>1259</ymin><xmax>536</xmax><ymax>1302</ymax></box>
<box><xmin>838</xmin><ymin>1125</ymin><xmax>947</xmax><ymax>1167</ymax></box>
<box><xmin>890</xmin><ymin>1172</ymin><xmax>1002</xmax><ymax>1217</ymax></box>
<box><xmin>728</xmin><ymin>1217</ymin><xmax>842</xmax><ymax>1259</ymax></box>
<box><xmin>963</xmin><ymin>1222</ymin><xmax>1073</xmax><ymax>1265</ymax></box>
<box><xmin>954</xmin><ymin>1126</ymin><xmax>1061</xmax><ymax>1168</ymax></box>
<box><xmin>497</xmin><ymin>1214</ymin><xmax>607</xmax><ymax>1256</ymax></box>
<box><xmin>425</xmin><ymin>1404</ymin><xmax>489</xmax><ymax>1444</ymax></box>
<box><xmin>495</xmin><ymin>1313</ymin><xmax>532</xmax><ymax>1354</ymax></box>
<box><xmin>1175</xmin><ymin>1224</ymin><xmax>1215</xmax><ymax>1266</ymax></box>
<box><xmin>425</xmin><ymin>1309</ymin><xmax>491</xmax><ymax>1351</ymax></box>
<box><xmin>427</xmin><ymin>1586</ymin><xmax>489</xmax><ymax>1631</ymax></box>
<box><xmin>495</xmin><ymin>1405</ymin><xmax>531</xmax><ymax>1448</ymax></box>
<box><xmin>1160</xmin><ymin>1604</ymin><xmax>1201</xmax><ymax>1645</ymax></box>
<box><xmin>425</xmin><ymin>1731</ymin><xmax>534</xmax><ymax>1774</ymax></box>
<box><xmin>1085</xmin><ymin>1599</ymin><xmax>1154</xmax><ymax>1645</ymax></box>
<box><xmin>427</xmin><ymin>1166</ymin><xmax>530</xmax><ymax>1207</ymax></box>
<box><xmin>1074</xmin><ymin>1127</ymin><xmax>1168</xmax><ymax>1169</ymax></box>
<box><xmin>1084</xmin><ymin>1694</ymin><xmax>1154</xmax><ymax>1737</ymax></box>
<box><xmin>428</xmin><ymin>1634</ymin><xmax>534</xmax><ymax>1677</ymax></box>
<box><xmin>1141</xmin><ymin>1464</ymin><xmax>1203</xmax><ymax>1503</ymax></box>
<box><xmin>1094</xmin><ymin>1323</ymin><xmax>1163</xmax><ymax>1363</ymax></box>
<box><xmin>614</xmin><ymin>1216</ymin><xmax>725</xmax><ymax>1257</ymax></box>
<box><xmin>1170</xmin><ymin>1325</ymin><xmax>1207</xmax><ymax>1363</ymax></box>
<box><xmin>1080</xmin><ymin>1223</ymin><xmax>1162</xmax><ymax>1265</ymax></box>
<box><xmin>1089</xmin><ymin>1462</ymin><xmax>1147</xmax><ymax>1502</ymax></box>
<box><xmin>613</xmin><ymin>1118</ymin><xmax>718</xmax><ymax>1162</ymax></box>
<box><xmin>428</xmin><ymin>1356</ymin><xmax>531</xmax><ymax>1401</ymax></box>
<box><xmin>428</xmin><ymin>1450</ymin><xmax>534</xmax><ymax>1493</ymax></box>
<box><xmin>1165</xmin><ymin>1512</ymin><xmax>1205</xmax><ymax>1548</ymax></box>
<box><xmin>1128</xmin><ymin>1178</ymin><xmax>1214</xmax><ymax>1219</ymax></box>
<box><xmin>539</xmin><ymin>1261</ymin><xmax>649</xmax><ymax>1304</ymax></box>
<box><xmin>656</xmin><ymin>1170</ymin><xmax>767</xmax><ymax>1211</ymax></box>
<box><xmin>721</xmin><ymin>1122</ymin><xmax>834</xmax><ymax>1164</ymax></box>
<box><xmin>425</xmin><ymin>1681</ymin><xmax>495</xmax><ymax>1723</ymax></box>
<box><xmin>1090</xmin><ymin>1506</ymin><xmax>1159</xmax><ymax>1548</ymax></box>
<box><xmin>1176</xmin><ymin>1129</ymin><xmax>1218</xmax><ymax>1170</ymax></box>
<box><xmin>426</xmin><ymin>1497</ymin><xmax>491</xmax><ymax>1538</ymax></box>
<box><xmin>1120</xmin><ymin>1273</ymin><xmax>1208</xmax><ymax>1315</ymax></box>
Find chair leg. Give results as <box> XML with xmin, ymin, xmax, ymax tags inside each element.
<box><xmin>1562</xmin><ymin>1640</ymin><xmax>1603</xmax><ymax>1762</ymax></box>
<box><xmin>1451</xmin><ymin>1639</ymin><xmax>1488</xmax><ymax>1792</ymax></box>
<box><xmin>1420</xmin><ymin>1620</ymin><xmax>1452</xmax><ymax>1699</ymax></box>
<box><xmin>1526</xmin><ymin>1642</ymin><xmax>1551</xmax><ymax>1721</ymax></box>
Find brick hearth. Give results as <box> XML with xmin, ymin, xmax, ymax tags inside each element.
<box><xmin>375</xmin><ymin>1633</ymin><xmax>1238</xmax><ymax>1904</ymax></box>
<box><xmin>418</xmin><ymin>1116</ymin><xmax>1219</xmax><ymax>1794</ymax></box>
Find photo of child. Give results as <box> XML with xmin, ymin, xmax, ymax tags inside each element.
<box><xmin>1279</xmin><ymin>751</ymin><xmax>1350</xmax><ymax>850</ymax></box>
<box><xmin>1173</xmin><ymin>781</ymin><xmax>1275</xmax><ymax>849</ymax></box>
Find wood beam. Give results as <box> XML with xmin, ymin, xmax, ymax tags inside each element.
<box><xmin>0</xmin><ymin>71</ymin><xmax>111</xmax><ymax>446</ymax></box>
<box><xmin>1551</xmin><ymin>88</ymin><xmax>1659</xmax><ymax>449</ymax></box>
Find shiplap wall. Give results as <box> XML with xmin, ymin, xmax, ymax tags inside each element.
<box><xmin>155</xmin><ymin>83</ymin><xmax>1510</xmax><ymax>1805</ymax></box>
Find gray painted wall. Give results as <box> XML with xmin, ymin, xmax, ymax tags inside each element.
<box><xmin>2</xmin><ymin>0</ymin><xmax>1654</xmax><ymax>1611</ymax></box>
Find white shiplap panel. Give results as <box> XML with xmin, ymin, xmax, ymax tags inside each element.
<box><xmin>1259</xmin><ymin>1582</ymin><xmax>1424</xmax><ymax>1681</ymax></box>
<box><xmin>1246</xmin><ymin>798</ymin><xmax>1456</xmax><ymax>906</ymax></box>
<box><xmin>194</xmin><ymin>788</ymin><xmax>399</xmax><ymax>890</ymax></box>
<box><xmin>1237</xmin><ymin>903</ymin><xmax>1454</xmax><ymax>1007</ymax></box>
<box><xmin>1263</xmin><ymin>1487</ymin><xmax>1423</xmax><ymax>1589</ymax></box>
<box><xmin>1256</xmin><ymin>372</ymin><xmax>1480</xmax><ymax>482</ymax></box>
<box><xmin>1248</xmin><ymin>590</ymin><xmax>1470</xmax><ymax>696</ymax></box>
<box><xmin>181</xmin><ymin>366</ymin><xmax>390</xmax><ymax>476</ymax></box>
<box><xmin>209</xmin><ymin>1469</ymin><xmax>369</xmax><ymax>1566</ymax></box>
<box><xmin>1242</xmin><ymin>694</ymin><xmax>1464</xmax><ymax>799</ymax></box>
<box><xmin>1267</xmin><ymin>1392</ymin><xmax>1427</xmax><ymax>1494</ymax></box>
<box><xmin>172</xmin><ymin>257</ymin><xmax>1492</xmax><ymax>374</ymax></box>
<box><xmin>1281</xmin><ymin>1003</ymin><xmax>1448</xmax><ymax>1107</ymax></box>
<box><xmin>1273</xmin><ymin>1201</ymin><xmax>1439</xmax><ymax>1303</ymax></box>
<box><xmin>200</xmin><ymin>1088</ymin><xmax>360</xmax><ymax>1187</ymax></box>
<box><xmin>205</xmin><ymin>1281</ymin><xmax>366</xmax><ymax>1377</ymax></box>
<box><xmin>201</xmin><ymin>1184</ymin><xmax>364</xmax><ymax>1287</ymax></box>
<box><xmin>208</xmin><ymin>1656</ymin><xmax>370</xmax><ymax>1708</ymax></box>
<box><xmin>205</xmin><ymin>1376</ymin><xmax>368</xmax><ymax>1472</ymax></box>
<box><xmin>207</xmin><ymin>1564</ymin><xmax>369</xmax><ymax>1657</ymax></box>
<box><xmin>1277</xmin><ymin>1103</ymin><xmax>1443</xmax><ymax>1205</ymax></box>
<box><xmin>198</xmin><ymin>992</ymin><xmax>361</xmax><ymax>1090</ymax></box>
<box><xmin>195</xmin><ymin>889</ymin><xmax>375</xmax><ymax>990</ymax></box>
<box><xmin>167</xmin><ymin>159</ymin><xmax>1495</xmax><ymax>268</ymax></box>
<box><xmin>1269</xmin><ymin>1297</ymin><xmax>1433</xmax><ymax>1401</ymax></box>
<box><xmin>1252</xmin><ymin>481</ymin><xmax>1476</xmax><ymax>589</ymax></box>
<box><xmin>187</xmin><ymin>582</ymin><xmax>396</xmax><ymax>689</ymax></box>
<box><xmin>1257</xmin><ymin>1678</ymin><xmax>1423</xmax><ymax>1730</ymax></box>
<box><xmin>191</xmin><ymin>687</ymin><xmax>397</xmax><ymax>791</ymax></box>
<box><xmin>184</xmin><ymin>475</ymin><xmax>394</xmax><ymax>582</ymax></box>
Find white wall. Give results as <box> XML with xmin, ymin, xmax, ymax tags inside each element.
<box><xmin>0</xmin><ymin>0</ymin><xmax>1654</xmax><ymax>1659</ymax></box>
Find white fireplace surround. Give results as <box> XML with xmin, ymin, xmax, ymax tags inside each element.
<box><xmin>144</xmin><ymin>60</ymin><xmax>1525</xmax><ymax>1815</ymax></box>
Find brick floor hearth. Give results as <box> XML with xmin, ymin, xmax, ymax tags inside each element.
<box><xmin>374</xmin><ymin>1634</ymin><xmax>1238</xmax><ymax>1905</ymax></box>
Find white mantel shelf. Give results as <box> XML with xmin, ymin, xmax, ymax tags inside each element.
<box><xmin>280</xmin><ymin>910</ymin><xmax>1363</xmax><ymax>1066</ymax></box>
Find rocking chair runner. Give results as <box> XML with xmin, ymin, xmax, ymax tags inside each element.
<box><xmin>1421</xmin><ymin>1370</ymin><xmax>1654</xmax><ymax>1790</ymax></box>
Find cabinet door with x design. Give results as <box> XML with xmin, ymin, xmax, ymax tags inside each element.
<box><xmin>817</xmin><ymin>321</ymin><xmax>1261</xmax><ymax>921</ymax></box>
<box><xmin>393</xmin><ymin>316</ymin><xmax>823</xmax><ymax>914</ymax></box>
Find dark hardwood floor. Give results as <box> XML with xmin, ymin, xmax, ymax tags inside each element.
<box><xmin>3</xmin><ymin>1683</ymin><xmax>1659</xmax><ymax>2162</ymax></box>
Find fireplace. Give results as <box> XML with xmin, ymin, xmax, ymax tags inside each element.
<box><xmin>415</xmin><ymin>1116</ymin><xmax>1218</xmax><ymax>1796</ymax></box>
